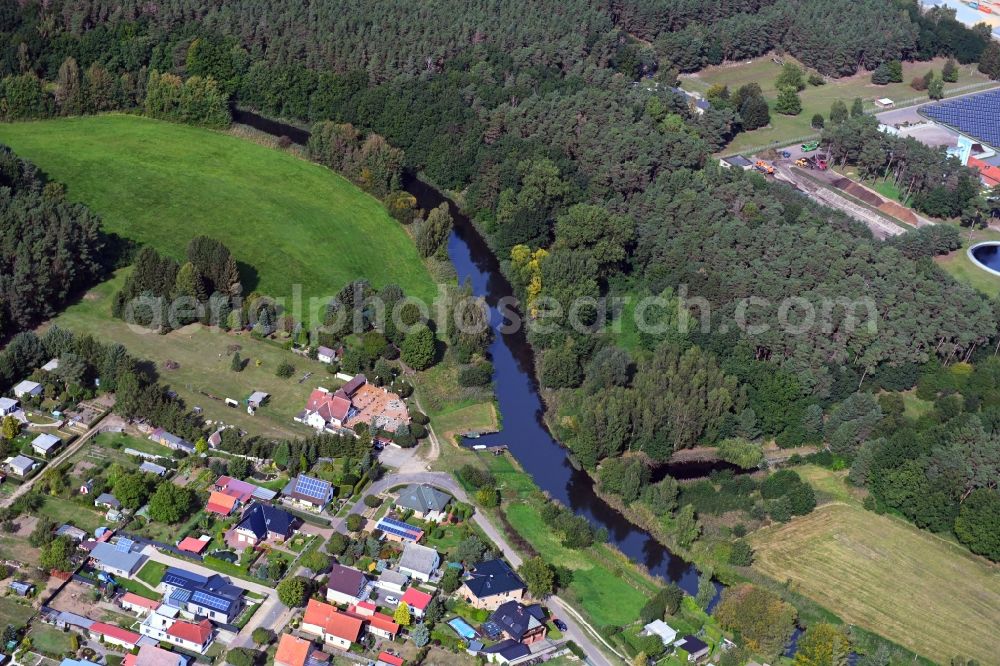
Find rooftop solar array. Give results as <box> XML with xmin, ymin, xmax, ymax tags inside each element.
<box><xmin>922</xmin><ymin>89</ymin><xmax>1000</xmax><ymax>149</ymax></box>
<box><xmin>191</xmin><ymin>590</ymin><xmax>232</xmax><ymax>612</ymax></box>
<box><xmin>295</xmin><ymin>474</ymin><xmax>331</xmax><ymax>500</ymax></box>
<box><xmin>377</xmin><ymin>517</ymin><xmax>422</xmax><ymax>541</ymax></box>
<box><xmin>115</xmin><ymin>538</ymin><xmax>135</xmax><ymax>553</ymax></box>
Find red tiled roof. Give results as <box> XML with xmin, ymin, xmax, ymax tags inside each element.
<box><xmin>275</xmin><ymin>633</ymin><xmax>313</xmax><ymax>666</ymax></box>
<box><xmin>969</xmin><ymin>157</ymin><xmax>1000</xmax><ymax>188</ymax></box>
<box><xmin>177</xmin><ymin>537</ymin><xmax>209</xmax><ymax>554</ymax></box>
<box><xmin>167</xmin><ymin>619</ymin><xmax>212</xmax><ymax>645</ymax></box>
<box><xmin>91</xmin><ymin>622</ymin><xmax>141</xmax><ymax>645</ymax></box>
<box><xmin>367</xmin><ymin>612</ymin><xmax>400</xmax><ymax>635</ymax></box>
<box><xmin>378</xmin><ymin>652</ymin><xmax>405</xmax><ymax>666</ymax></box>
<box><xmin>400</xmin><ymin>588</ymin><xmax>432</xmax><ymax>610</ymax></box>
<box><xmin>303</xmin><ymin>599</ymin><xmax>363</xmax><ymax>642</ymax></box>
<box><xmin>206</xmin><ymin>491</ymin><xmax>239</xmax><ymax>515</ymax></box>
<box><xmin>120</xmin><ymin>592</ymin><xmax>160</xmax><ymax>610</ymax></box>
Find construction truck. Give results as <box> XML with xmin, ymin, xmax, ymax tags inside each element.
<box><xmin>795</xmin><ymin>158</ymin><xmax>810</xmax><ymax>168</ymax></box>
<box><xmin>754</xmin><ymin>160</ymin><xmax>775</xmax><ymax>175</ymax></box>
<box><xmin>814</xmin><ymin>153</ymin><xmax>829</xmax><ymax>170</ymax></box>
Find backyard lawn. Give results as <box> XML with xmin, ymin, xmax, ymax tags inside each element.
<box><xmin>136</xmin><ymin>561</ymin><xmax>167</xmax><ymax>587</ymax></box>
<box><xmin>679</xmin><ymin>56</ymin><xmax>997</xmax><ymax>154</ymax></box>
<box><xmin>0</xmin><ymin>115</ymin><xmax>436</xmax><ymax>307</ymax></box>
<box><xmin>28</xmin><ymin>624</ymin><xmax>76</xmax><ymax>656</ymax></box>
<box><xmin>36</xmin><ymin>495</ymin><xmax>105</xmax><ymax>533</ymax></box>
<box><xmin>750</xmin><ymin>467</ymin><xmax>1000</xmax><ymax>665</ymax></box>
<box><xmin>0</xmin><ymin>596</ymin><xmax>34</xmax><ymax>630</ymax></box>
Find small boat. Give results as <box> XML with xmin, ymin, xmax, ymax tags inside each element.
<box><xmin>967</xmin><ymin>1</ymin><xmax>978</xmax><ymax>8</ymax></box>
<box><xmin>462</xmin><ymin>431</ymin><xmax>481</xmax><ymax>438</ymax></box>
<box><xmin>472</xmin><ymin>444</ymin><xmax>487</xmax><ymax>450</ymax></box>
<box><xmin>980</xmin><ymin>4</ymin><xmax>992</xmax><ymax>12</ymax></box>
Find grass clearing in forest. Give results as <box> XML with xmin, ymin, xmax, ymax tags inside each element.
<box><xmin>0</xmin><ymin>114</ymin><xmax>436</xmax><ymax>307</ymax></box>
<box><xmin>680</xmin><ymin>56</ymin><xmax>996</xmax><ymax>154</ymax></box>
<box><xmin>49</xmin><ymin>271</ymin><xmax>341</xmax><ymax>439</ymax></box>
<box><xmin>936</xmin><ymin>226</ymin><xmax>1000</xmax><ymax>299</ymax></box>
<box><xmin>749</xmin><ymin>501</ymin><xmax>1000</xmax><ymax>665</ymax></box>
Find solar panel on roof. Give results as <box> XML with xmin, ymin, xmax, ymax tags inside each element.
<box><xmin>295</xmin><ymin>475</ymin><xmax>330</xmax><ymax>499</ymax></box>
<box><xmin>115</xmin><ymin>538</ymin><xmax>134</xmax><ymax>552</ymax></box>
<box><xmin>923</xmin><ymin>90</ymin><xmax>1000</xmax><ymax>148</ymax></box>
<box><xmin>191</xmin><ymin>590</ymin><xmax>230</xmax><ymax>612</ymax></box>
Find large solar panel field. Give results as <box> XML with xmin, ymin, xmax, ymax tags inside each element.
<box><xmin>922</xmin><ymin>89</ymin><xmax>1000</xmax><ymax>149</ymax></box>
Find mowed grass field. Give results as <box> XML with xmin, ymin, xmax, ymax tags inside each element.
<box><xmin>680</xmin><ymin>56</ymin><xmax>997</xmax><ymax>154</ymax></box>
<box><xmin>935</xmin><ymin>226</ymin><xmax>1000</xmax><ymax>298</ymax></box>
<box><xmin>750</xmin><ymin>471</ymin><xmax>1000</xmax><ymax>664</ymax></box>
<box><xmin>50</xmin><ymin>270</ymin><xmax>342</xmax><ymax>439</ymax></box>
<box><xmin>0</xmin><ymin>114</ymin><xmax>436</xmax><ymax>307</ymax></box>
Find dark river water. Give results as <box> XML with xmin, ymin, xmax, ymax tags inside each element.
<box><xmin>233</xmin><ymin>107</ymin><xmax>717</xmax><ymax>598</ymax></box>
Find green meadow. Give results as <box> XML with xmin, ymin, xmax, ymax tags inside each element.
<box><xmin>0</xmin><ymin>114</ymin><xmax>436</xmax><ymax>307</ymax></box>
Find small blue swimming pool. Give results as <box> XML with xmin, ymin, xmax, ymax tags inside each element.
<box><xmin>448</xmin><ymin>618</ymin><xmax>477</xmax><ymax>640</ymax></box>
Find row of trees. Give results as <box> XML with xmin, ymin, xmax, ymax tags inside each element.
<box><xmin>0</xmin><ymin>145</ymin><xmax>109</xmax><ymax>342</ymax></box>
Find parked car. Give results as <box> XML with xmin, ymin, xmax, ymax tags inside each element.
<box><xmin>553</xmin><ymin>619</ymin><xmax>568</xmax><ymax>631</ymax></box>
<box><xmin>386</xmin><ymin>596</ymin><xmax>399</xmax><ymax>605</ymax></box>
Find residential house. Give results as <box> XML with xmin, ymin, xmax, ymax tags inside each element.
<box><xmin>275</xmin><ymin>633</ymin><xmax>328</xmax><ymax>666</ymax></box>
<box><xmin>8</xmin><ymin>455</ymin><xmax>36</xmax><ymax>478</ymax></box>
<box><xmin>400</xmin><ymin>588</ymin><xmax>432</xmax><ymax>618</ymax></box>
<box><xmin>90</xmin><ymin>539</ymin><xmax>146</xmax><ymax>577</ymax></box>
<box><xmin>301</xmin><ymin>599</ymin><xmax>364</xmax><ymax>650</ymax></box>
<box><xmin>13</xmin><ymin>380</ymin><xmax>43</xmax><ymax>399</ymax></box>
<box><xmin>177</xmin><ymin>536</ymin><xmax>210</xmax><ymax>555</ymax></box>
<box><xmin>489</xmin><ymin>601</ymin><xmax>547</xmax><ymax>645</ymax></box>
<box><xmin>158</xmin><ymin>567</ymin><xmax>244</xmax><ymax>623</ymax></box>
<box><xmin>297</xmin><ymin>387</ymin><xmax>354</xmax><ymax>432</ymax></box>
<box><xmin>0</xmin><ymin>397</ymin><xmax>19</xmax><ymax>415</ymax></box>
<box><xmin>375</xmin><ymin>569</ymin><xmax>407</xmax><ymax>595</ymax></box>
<box><xmin>206</xmin><ymin>491</ymin><xmax>241</xmax><ymax>516</ymax></box>
<box><xmin>643</xmin><ymin>619</ymin><xmax>677</xmax><ymax>646</ymax></box>
<box><xmin>31</xmin><ymin>433</ymin><xmax>61</xmax><ymax>457</ymax></box>
<box><xmin>139</xmin><ymin>607</ymin><xmax>214</xmax><ymax>654</ymax></box>
<box><xmin>375</xmin><ymin>516</ymin><xmax>423</xmax><ymax>543</ymax></box>
<box><xmin>149</xmin><ymin>428</ymin><xmax>194</xmax><ymax>454</ymax></box>
<box><xmin>677</xmin><ymin>636</ymin><xmax>710</xmax><ymax>662</ymax></box>
<box><xmin>213</xmin><ymin>475</ymin><xmax>277</xmax><ymax>502</ymax></box>
<box><xmin>284</xmin><ymin>473</ymin><xmax>335</xmax><ymax>510</ymax></box>
<box><xmin>326</xmin><ymin>563</ymin><xmax>367</xmax><ymax>605</ymax></box>
<box><xmin>94</xmin><ymin>493</ymin><xmax>121</xmax><ymax>510</ymax></box>
<box><xmin>53</xmin><ymin>611</ymin><xmax>94</xmax><ymax>631</ymax></box>
<box><xmin>316</xmin><ymin>346</ymin><xmax>340</xmax><ymax>365</ymax></box>
<box><xmin>8</xmin><ymin>580</ymin><xmax>33</xmax><ymax>596</ymax></box>
<box><xmin>88</xmin><ymin>622</ymin><xmax>142</xmax><ymax>650</ymax></box>
<box><xmin>123</xmin><ymin>644</ymin><xmax>189</xmax><ymax>666</ymax></box>
<box><xmin>347</xmin><ymin>602</ymin><xmax>400</xmax><ymax>640</ymax></box>
<box><xmin>207</xmin><ymin>429</ymin><xmax>224</xmax><ymax>448</ymax></box>
<box><xmin>395</xmin><ymin>484</ymin><xmax>452</xmax><ymax>521</ymax></box>
<box><xmin>140</xmin><ymin>461</ymin><xmax>167</xmax><ymax>476</ymax></box>
<box><xmin>232</xmin><ymin>502</ymin><xmax>296</xmax><ymax>546</ymax></box>
<box><xmin>481</xmin><ymin>639</ymin><xmax>532</xmax><ymax>665</ymax></box>
<box><xmin>458</xmin><ymin>559</ymin><xmax>527</xmax><ymax>610</ymax></box>
<box><xmin>120</xmin><ymin>592</ymin><xmax>161</xmax><ymax>615</ymax></box>
<box><xmin>397</xmin><ymin>543</ymin><xmax>440</xmax><ymax>582</ymax></box>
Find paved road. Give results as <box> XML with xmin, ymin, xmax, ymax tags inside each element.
<box><xmin>1</xmin><ymin>413</ymin><xmax>120</xmax><ymax>508</ymax></box>
<box><xmin>140</xmin><ymin>545</ymin><xmax>286</xmax><ymax>649</ymax></box>
<box><xmin>359</xmin><ymin>473</ymin><xmax>625</xmax><ymax>666</ymax></box>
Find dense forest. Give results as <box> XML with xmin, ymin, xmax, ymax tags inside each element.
<box><xmin>0</xmin><ymin>145</ymin><xmax>109</xmax><ymax>342</ymax></box>
<box><xmin>2</xmin><ymin>0</ymin><xmax>999</xmax><ymax>567</ymax></box>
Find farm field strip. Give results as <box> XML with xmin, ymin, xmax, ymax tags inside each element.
<box><xmin>750</xmin><ymin>502</ymin><xmax>1000</xmax><ymax>665</ymax></box>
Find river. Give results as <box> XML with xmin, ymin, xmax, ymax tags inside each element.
<box><xmin>233</xmin><ymin>108</ymin><xmax>711</xmax><ymax>596</ymax></box>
